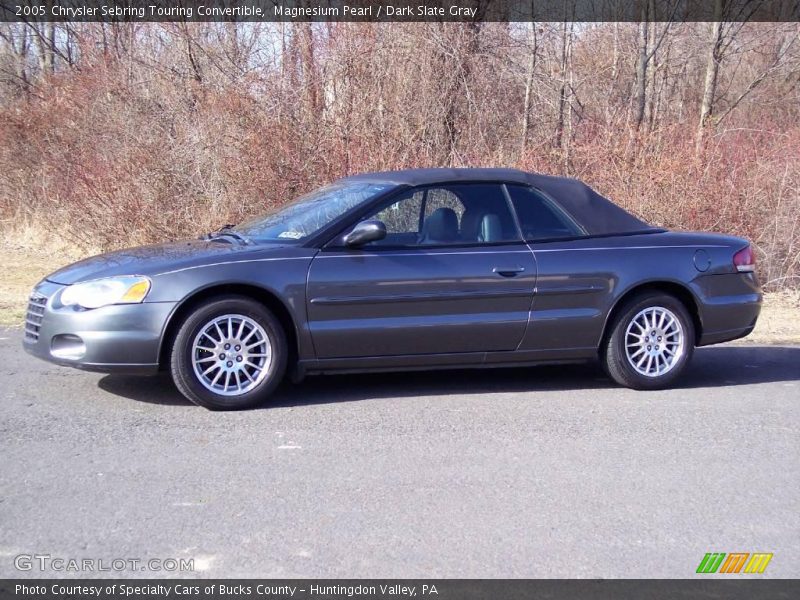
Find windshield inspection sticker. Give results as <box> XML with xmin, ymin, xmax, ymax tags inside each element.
<box><xmin>278</xmin><ymin>231</ymin><xmax>304</xmax><ymax>239</ymax></box>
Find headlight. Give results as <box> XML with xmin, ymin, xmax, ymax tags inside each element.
<box><xmin>60</xmin><ymin>276</ymin><xmax>151</xmax><ymax>309</ymax></box>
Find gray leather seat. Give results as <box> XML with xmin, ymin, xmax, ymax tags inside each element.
<box><xmin>419</xmin><ymin>208</ymin><xmax>459</xmax><ymax>244</ymax></box>
<box><xmin>460</xmin><ymin>210</ymin><xmax>503</xmax><ymax>242</ymax></box>
<box><xmin>478</xmin><ymin>214</ymin><xmax>503</xmax><ymax>242</ymax></box>
<box><xmin>460</xmin><ymin>209</ymin><xmax>482</xmax><ymax>241</ymax></box>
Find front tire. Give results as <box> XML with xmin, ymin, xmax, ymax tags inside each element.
<box><xmin>170</xmin><ymin>296</ymin><xmax>287</xmax><ymax>410</ymax></box>
<box><xmin>602</xmin><ymin>292</ymin><xmax>695</xmax><ymax>390</ymax></box>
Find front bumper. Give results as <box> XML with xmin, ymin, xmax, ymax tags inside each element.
<box><xmin>22</xmin><ymin>280</ymin><xmax>176</xmax><ymax>375</ymax></box>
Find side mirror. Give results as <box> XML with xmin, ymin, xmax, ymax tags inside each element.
<box><xmin>344</xmin><ymin>220</ymin><xmax>387</xmax><ymax>247</ymax></box>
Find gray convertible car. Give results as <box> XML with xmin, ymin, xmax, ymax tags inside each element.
<box><xmin>24</xmin><ymin>168</ymin><xmax>761</xmax><ymax>409</ymax></box>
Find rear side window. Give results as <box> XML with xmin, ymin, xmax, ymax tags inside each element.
<box><xmin>507</xmin><ymin>185</ymin><xmax>585</xmax><ymax>241</ymax></box>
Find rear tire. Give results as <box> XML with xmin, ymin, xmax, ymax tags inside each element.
<box><xmin>170</xmin><ymin>295</ymin><xmax>287</xmax><ymax>410</ymax></box>
<box><xmin>602</xmin><ymin>292</ymin><xmax>695</xmax><ymax>390</ymax></box>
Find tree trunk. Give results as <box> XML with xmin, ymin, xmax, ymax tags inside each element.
<box><xmin>554</xmin><ymin>21</ymin><xmax>570</xmax><ymax>150</ymax></box>
<box><xmin>645</xmin><ymin>15</ymin><xmax>659</xmax><ymax>131</ymax></box>
<box><xmin>44</xmin><ymin>22</ymin><xmax>56</xmax><ymax>73</ymax></box>
<box><xmin>297</xmin><ymin>22</ymin><xmax>319</xmax><ymax>117</ymax></box>
<box><xmin>440</xmin><ymin>22</ymin><xmax>480</xmax><ymax>165</ymax></box>
<box><xmin>634</xmin><ymin>18</ymin><xmax>649</xmax><ymax>130</ymax></box>
<box><xmin>695</xmin><ymin>0</ymin><xmax>725</xmax><ymax>156</ymax></box>
<box><xmin>519</xmin><ymin>24</ymin><xmax>538</xmax><ymax>158</ymax></box>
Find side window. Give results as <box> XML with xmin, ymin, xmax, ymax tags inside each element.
<box><xmin>374</xmin><ymin>191</ymin><xmax>423</xmax><ymax>235</ymax></box>
<box><xmin>507</xmin><ymin>185</ymin><xmax>584</xmax><ymax>241</ymax></box>
<box><xmin>446</xmin><ymin>184</ymin><xmax>519</xmax><ymax>244</ymax></box>
<box><xmin>363</xmin><ymin>183</ymin><xmax>520</xmax><ymax>246</ymax></box>
<box><xmin>364</xmin><ymin>190</ymin><xmax>424</xmax><ymax>246</ymax></box>
<box><xmin>423</xmin><ymin>188</ymin><xmax>465</xmax><ymax>223</ymax></box>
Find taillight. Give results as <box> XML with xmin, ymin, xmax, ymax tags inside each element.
<box><xmin>733</xmin><ymin>245</ymin><xmax>755</xmax><ymax>273</ymax></box>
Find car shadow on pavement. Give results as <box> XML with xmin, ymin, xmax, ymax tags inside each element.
<box><xmin>97</xmin><ymin>345</ymin><xmax>800</xmax><ymax>409</ymax></box>
<box><xmin>98</xmin><ymin>372</ymin><xmax>189</xmax><ymax>406</ymax></box>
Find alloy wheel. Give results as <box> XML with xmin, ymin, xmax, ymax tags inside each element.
<box><xmin>624</xmin><ymin>306</ymin><xmax>685</xmax><ymax>378</ymax></box>
<box><xmin>191</xmin><ymin>314</ymin><xmax>272</xmax><ymax>396</ymax></box>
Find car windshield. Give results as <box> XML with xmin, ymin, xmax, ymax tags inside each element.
<box><xmin>236</xmin><ymin>181</ymin><xmax>393</xmax><ymax>242</ymax></box>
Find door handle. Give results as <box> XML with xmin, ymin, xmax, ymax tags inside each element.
<box><xmin>493</xmin><ymin>266</ymin><xmax>525</xmax><ymax>277</ymax></box>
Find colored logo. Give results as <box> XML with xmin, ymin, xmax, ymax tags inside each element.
<box><xmin>696</xmin><ymin>552</ymin><xmax>773</xmax><ymax>574</ymax></box>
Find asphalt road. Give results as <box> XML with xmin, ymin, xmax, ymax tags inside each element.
<box><xmin>0</xmin><ymin>329</ymin><xmax>798</xmax><ymax>579</ymax></box>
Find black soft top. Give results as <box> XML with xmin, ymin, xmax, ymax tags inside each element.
<box><xmin>340</xmin><ymin>168</ymin><xmax>653</xmax><ymax>236</ymax></box>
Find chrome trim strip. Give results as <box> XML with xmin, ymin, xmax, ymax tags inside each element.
<box><xmin>310</xmin><ymin>287</ymin><xmax>534</xmax><ymax>306</ymax></box>
<box><xmin>315</xmin><ymin>250</ymin><xmax>534</xmax><ymax>259</ymax></box>
<box><xmin>79</xmin><ymin>362</ymin><xmax>160</xmax><ymax>368</ymax></box>
<box><xmin>534</xmin><ymin>284</ymin><xmax>606</xmax><ymax>295</ymax></box>
<box><xmin>315</xmin><ymin>245</ymin><xmax>727</xmax><ymax>258</ymax></box>
<box><xmin>532</xmin><ymin>244</ymin><xmax>728</xmax><ymax>253</ymax></box>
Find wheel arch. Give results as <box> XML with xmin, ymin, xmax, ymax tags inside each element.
<box><xmin>599</xmin><ymin>280</ymin><xmax>703</xmax><ymax>350</ymax></box>
<box><xmin>157</xmin><ymin>283</ymin><xmax>300</xmax><ymax>371</ymax></box>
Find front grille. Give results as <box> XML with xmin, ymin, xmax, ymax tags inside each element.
<box><xmin>24</xmin><ymin>292</ymin><xmax>47</xmax><ymax>342</ymax></box>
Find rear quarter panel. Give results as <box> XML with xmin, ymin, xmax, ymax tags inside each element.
<box><xmin>521</xmin><ymin>231</ymin><xmax>759</xmax><ymax>353</ymax></box>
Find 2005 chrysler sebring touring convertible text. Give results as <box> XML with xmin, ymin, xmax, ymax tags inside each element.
<box><xmin>23</xmin><ymin>169</ymin><xmax>762</xmax><ymax>410</ymax></box>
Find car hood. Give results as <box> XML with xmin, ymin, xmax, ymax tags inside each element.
<box><xmin>45</xmin><ymin>239</ymin><xmax>284</xmax><ymax>285</ymax></box>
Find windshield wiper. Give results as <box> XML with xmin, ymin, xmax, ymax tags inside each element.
<box><xmin>204</xmin><ymin>224</ymin><xmax>250</xmax><ymax>245</ymax></box>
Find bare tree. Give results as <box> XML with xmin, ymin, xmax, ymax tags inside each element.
<box><xmin>696</xmin><ymin>0</ymin><xmax>726</xmax><ymax>155</ymax></box>
<box><xmin>1</xmin><ymin>20</ymin><xmax>799</xmax><ymax>289</ymax></box>
<box><xmin>519</xmin><ymin>22</ymin><xmax>539</xmax><ymax>157</ymax></box>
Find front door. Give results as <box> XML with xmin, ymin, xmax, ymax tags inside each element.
<box><xmin>306</xmin><ymin>183</ymin><xmax>537</xmax><ymax>359</ymax></box>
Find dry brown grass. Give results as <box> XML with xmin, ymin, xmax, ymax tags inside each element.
<box><xmin>0</xmin><ymin>229</ymin><xmax>89</xmax><ymax>327</ymax></box>
<box><xmin>743</xmin><ymin>290</ymin><xmax>800</xmax><ymax>346</ymax></box>
<box><xmin>2</xmin><ymin>241</ymin><xmax>798</xmax><ymax>344</ymax></box>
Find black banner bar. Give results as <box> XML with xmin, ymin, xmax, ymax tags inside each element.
<box><xmin>1</xmin><ymin>0</ymin><xmax>800</xmax><ymax>23</ymax></box>
<box><xmin>2</xmin><ymin>580</ymin><xmax>800</xmax><ymax>600</ymax></box>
